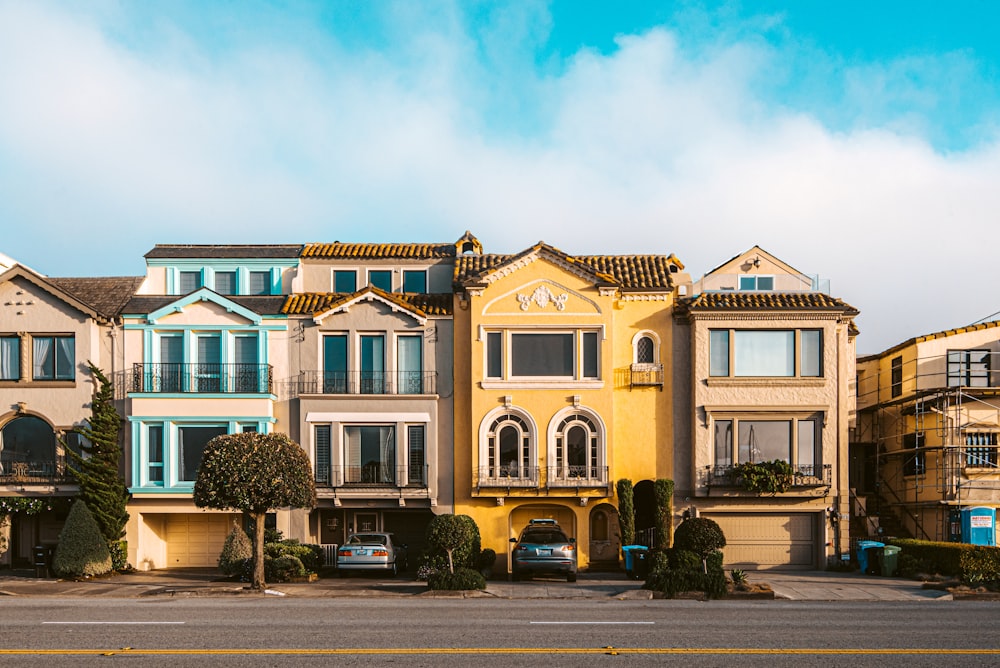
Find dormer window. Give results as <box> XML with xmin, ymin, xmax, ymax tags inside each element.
<box><xmin>179</xmin><ymin>271</ymin><xmax>202</xmax><ymax>293</ymax></box>
<box><xmin>739</xmin><ymin>275</ymin><xmax>773</xmax><ymax>291</ymax></box>
<box><xmin>334</xmin><ymin>270</ymin><xmax>357</xmax><ymax>293</ymax></box>
<box><xmin>214</xmin><ymin>271</ymin><xmax>236</xmax><ymax>295</ymax></box>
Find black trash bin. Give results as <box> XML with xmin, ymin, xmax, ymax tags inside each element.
<box><xmin>632</xmin><ymin>547</ymin><xmax>650</xmax><ymax>580</ymax></box>
<box><xmin>33</xmin><ymin>545</ymin><xmax>49</xmax><ymax>578</ymax></box>
<box><xmin>867</xmin><ymin>546</ymin><xmax>884</xmax><ymax>575</ymax></box>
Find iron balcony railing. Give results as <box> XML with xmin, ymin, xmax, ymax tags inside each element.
<box><xmin>314</xmin><ymin>464</ymin><xmax>429</xmax><ymax>488</ymax></box>
<box><xmin>705</xmin><ymin>463</ymin><xmax>833</xmax><ymax>488</ymax></box>
<box><xmin>477</xmin><ymin>465</ymin><xmax>540</xmax><ymax>489</ymax></box>
<box><xmin>128</xmin><ymin>363</ymin><xmax>274</xmax><ymax>394</ymax></box>
<box><xmin>629</xmin><ymin>363</ymin><xmax>664</xmax><ymax>388</ymax></box>
<box><xmin>546</xmin><ymin>465</ymin><xmax>609</xmax><ymax>487</ymax></box>
<box><xmin>291</xmin><ymin>371</ymin><xmax>437</xmax><ymax>396</ymax></box>
<box><xmin>0</xmin><ymin>457</ymin><xmax>73</xmax><ymax>484</ymax></box>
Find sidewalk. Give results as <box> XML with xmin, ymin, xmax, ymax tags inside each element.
<box><xmin>0</xmin><ymin>567</ymin><xmax>954</xmax><ymax>601</ymax></box>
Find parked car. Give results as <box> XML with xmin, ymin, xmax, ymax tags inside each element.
<box><xmin>337</xmin><ymin>532</ymin><xmax>407</xmax><ymax>576</ymax></box>
<box><xmin>510</xmin><ymin>519</ymin><xmax>577</xmax><ymax>582</ymax></box>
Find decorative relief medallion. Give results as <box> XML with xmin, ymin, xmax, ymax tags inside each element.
<box><xmin>517</xmin><ymin>285</ymin><xmax>569</xmax><ymax>311</ymax></box>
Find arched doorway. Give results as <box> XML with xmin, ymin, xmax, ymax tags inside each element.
<box><xmin>588</xmin><ymin>503</ymin><xmax>620</xmax><ymax>567</ymax></box>
<box><xmin>507</xmin><ymin>505</ymin><xmax>576</xmax><ymax>574</ymax></box>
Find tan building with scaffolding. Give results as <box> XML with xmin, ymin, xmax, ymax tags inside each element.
<box><xmin>854</xmin><ymin>321</ymin><xmax>1000</xmax><ymax>544</ymax></box>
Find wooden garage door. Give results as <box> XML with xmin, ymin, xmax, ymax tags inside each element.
<box><xmin>706</xmin><ymin>513</ymin><xmax>816</xmax><ymax>570</ymax></box>
<box><xmin>166</xmin><ymin>514</ymin><xmax>234</xmax><ymax>568</ymax></box>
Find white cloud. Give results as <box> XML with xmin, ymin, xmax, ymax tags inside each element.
<box><xmin>0</xmin><ymin>2</ymin><xmax>998</xmax><ymax>353</ymax></box>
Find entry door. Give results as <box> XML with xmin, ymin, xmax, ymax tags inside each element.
<box><xmin>589</xmin><ymin>508</ymin><xmax>621</xmax><ymax>563</ymax></box>
<box><xmin>354</xmin><ymin>512</ymin><xmax>378</xmax><ymax>533</ymax></box>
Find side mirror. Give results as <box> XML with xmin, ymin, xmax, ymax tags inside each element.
<box><xmin>570</xmin><ymin>538</ymin><xmax>576</xmax><ymax>544</ymax></box>
<box><xmin>509</xmin><ymin>537</ymin><xmax>517</xmax><ymax>543</ymax></box>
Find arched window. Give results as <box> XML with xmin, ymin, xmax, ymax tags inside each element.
<box><xmin>550</xmin><ymin>411</ymin><xmax>604</xmax><ymax>482</ymax></box>
<box><xmin>632</xmin><ymin>331</ymin><xmax>660</xmax><ymax>365</ymax></box>
<box><xmin>0</xmin><ymin>416</ymin><xmax>57</xmax><ymax>475</ymax></box>
<box><xmin>486</xmin><ymin>413</ymin><xmax>532</xmax><ymax>479</ymax></box>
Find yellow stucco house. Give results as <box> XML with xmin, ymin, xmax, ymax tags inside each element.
<box><xmin>452</xmin><ymin>237</ymin><xmax>689</xmax><ymax>573</ymax></box>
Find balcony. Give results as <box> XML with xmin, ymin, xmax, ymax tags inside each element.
<box><xmin>0</xmin><ymin>457</ymin><xmax>73</xmax><ymax>485</ymax></box>
<box><xmin>629</xmin><ymin>363</ymin><xmax>664</xmax><ymax>389</ymax></box>
<box><xmin>546</xmin><ymin>465</ymin><xmax>610</xmax><ymax>489</ymax></box>
<box><xmin>314</xmin><ymin>465</ymin><xmax>429</xmax><ymax>489</ymax></box>
<box><xmin>477</xmin><ymin>465</ymin><xmax>540</xmax><ymax>489</ymax></box>
<box><xmin>290</xmin><ymin>371</ymin><xmax>437</xmax><ymax>397</ymax></box>
<box><xmin>704</xmin><ymin>463</ymin><xmax>832</xmax><ymax>490</ymax></box>
<box><xmin>127</xmin><ymin>363</ymin><xmax>274</xmax><ymax>394</ymax></box>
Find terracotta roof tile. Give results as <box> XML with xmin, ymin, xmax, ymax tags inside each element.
<box><xmin>301</xmin><ymin>243</ymin><xmax>456</xmax><ymax>259</ymax></box>
<box><xmin>49</xmin><ymin>276</ymin><xmax>145</xmax><ymax>318</ymax></box>
<box><xmin>678</xmin><ymin>291</ymin><xmax>859</xmax><ymax>315</ymax></box>
<box><xmin>455</xmin><ymin>250</ymin><xmax>679</xmax><ymax>290</ymax></box>
<box><xmin>282</xmin><ymin>290</ymin><xmax>453</xmax><ymax>316</ymax></box>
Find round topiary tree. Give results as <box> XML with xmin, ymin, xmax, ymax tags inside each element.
<box><xmin>218</xmin><ymin>525</ymin><xmax>253</xmax><ymax>577</ymax></box>
<box><xmin>193</xmin><ymin>432</ymin><xmax>316</xmax><ymax>590</ymax></box>
<box><xmin>672</xmin><ymin>517</ymin><xmax>727</xmax><ymax>573</ymax></box>
<box><xmin>52</xmin><ymin>500</ymin><xmax>114</xmax><ymax>578</ymax></box>
<box><xmin>426</xmin><ymin>513</ymin><xmax>474</xmax><ymax>575</ymax></box>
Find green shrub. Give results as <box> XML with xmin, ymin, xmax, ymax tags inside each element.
<box><xmin>219</xmin><ymin>527</ymin><xmax>253</xmax><ymax>576</ymax></box>
<box><xmin>428</xmin><ymin>567</ymin><xmax>486</xmax><ymax>591</ymax></box>
<box><xmin>888</xmin><ymin>538</ymin><xmax>1000</xmax><ymax>584</ymax></box>
<box><xmin>265</xmin><ymin>540</ymin><xmax>322</xmax><ymax>573</ymax></box>
<box><xmin>673</xmin><ymin>518</ymin><xmax>727</xmax><ymax>559</ymax></box>
<box><xmin>668</xmin><ymin>548</ymin><xmax>701</xmax><ymax>571</ymax></box>
<box><xmin>644</xmin><ymin>567</ymin><xmax>727</xmax><ymax>599</ymax></box>
<box><xmin>265</xmin><ymin>555</ymin><xmax>306</xmax><ymax>582</ymax></box>
<box><xmin>108</xmin><ymin>540</ymin><xmax>129</xmax><ymax>572</ymax></box>
<box><xmin>52</xmin><ymin>501</ymin><xmax>113</xmax><ymax>578</ymax></box>
<box><xmin>477</xmin><ymin>548</ymin><xmax>497</xmax><ymax>575</ymax></box>
<box><xmin>617</xmin><ymin>479</ymin><xmax>635</xmax><ymax>546</ymax></box>
<box><xmin>732</xmin><ymin>460</ymin><xmax>795</xmax><ymax>494</ymax></box>
<box><xmin>960</xmin><ymin>547</ymin><xmax>1000</xmax><ymax>585</ymax></box>
<box><xmin>653</xmin><ymin>479</ymin><xmax>674</xmax><ymax>550</ymax></box>
<box><xmin>426</xmin><ymin>514</ymin><xmax>482</xmax><ymax>573</ymax></box>
<box><xmin>648</xmin><ymin>549</ymin><xmax>670</xmax><ymax>573</ymax></box>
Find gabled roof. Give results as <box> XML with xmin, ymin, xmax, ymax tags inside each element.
<box><xmin>144</xmin><ymin>245</ymin><xmax>302</xmax><ymax>259</ymax></box>
<box><xmin>863</xmin><ymin>318</ymin><xmax>1000</xmax><ymax>360</ymax></box>
<box><xmin>678</xmin><ymin>292</ymin><xmax>859</xmax><ymax>315</ymax></box>
<box><xmin>454</xmin><ymin>242</ymin><xmax>681</xmax><ymax>291</ymax></box>
<box><xmin>301</xmin><ymin>242</ymin><xmax>456</xmax><ymax>260</ymax></box>
<box><xmin>282</xmin><ymin>287</ymin><xmax>452</xmax><ymax>321</ymax></box>
<box><xmin>700</xmin><ymin>245</ymin><xmax>807</xmax><ymax>281</ymax></box>
<box><xmin>0</xmin><ymin>265</ymin><xmax>142</xmax><ymax>322</ymax></box>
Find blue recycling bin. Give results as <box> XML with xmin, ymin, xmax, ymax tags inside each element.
<box><xmin>856</xmin><ymin>540</ymin><xmax>884</xmax><ymax>575</ymax></box>
<box><xmin>622</xmin><ymin>545</ymin><xmax>644</xmax><ymax>575</ymax></box>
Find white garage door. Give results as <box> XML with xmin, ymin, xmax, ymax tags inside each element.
<box><xmin>706</xmin><ymin>513</ymin><xmax>817</xmax><ymax>570</ymax></box>
<box><xmin>166</xmin><ymin>514</ymin><xmax>235</xmax><ymax>568</ymax></box>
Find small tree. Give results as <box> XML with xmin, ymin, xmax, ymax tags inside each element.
<box><xmin>653</xmin><ymin>479</ymin><xmax>674</xmax><ymax>550</ymax></box>
<box><xmin>193</xmin><ymin>432</ymin><xmax>316</xmax><ymax>590</ymax></box>
<box><xmin>218</xmin><ymin>525</ymin><xmax>253</xmax><ymax>577</ymax></box>
<box><xmin>673</xmin><ymin>517</ymin><xmax>727</xmax><ymax>574</ymax></box>
<box><xmin>66</xmin><ymin>364</ymin><xmax>129</xmax><ymax>567</ymax></box>
<box><xmin>426</xmin><ymin>514</ymin><xmax>473</xmax><ymax>574</ymax></box>
<box><xmin>52</xmin><ymin>500</ymin><xmax>113</xmax><ymax>578</ymax></box>
<box><xmin>617</xmin><ymin>479</ymin><xmax>635</xmax><ymax>546</ymax></box>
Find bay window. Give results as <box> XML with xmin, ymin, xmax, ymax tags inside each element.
<box><xmin>713</xmin><ymin>414</ymin><xmax>821</xmax><ymax>475</ymax></box>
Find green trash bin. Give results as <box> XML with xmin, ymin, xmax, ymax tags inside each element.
<box><xmin>881</xmin><ymin>545</ymin><xmax>901</xmax><ymax>577</ymax></box>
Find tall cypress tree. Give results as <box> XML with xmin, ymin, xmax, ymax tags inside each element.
<box><xmin>66</xmin><ymin>363</ymin><xmax>129</xmax><ymax>549</ymax></box>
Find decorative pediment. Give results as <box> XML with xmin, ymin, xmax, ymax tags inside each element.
<box><xmin>146</xmin><ymin>288</ymin><xmax>263</xmax><ymax>325</ymax></box>
<box><xmin>483</xmin><ymin>279</ymin><xmax>601</xmax><ymax>316</ymax></box>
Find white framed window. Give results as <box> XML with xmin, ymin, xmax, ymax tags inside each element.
<box><xmin>367</xmin><ymin>269</ymin><xmax>393</xmax><ymax>292</ymax></box>
<box><xmin>478</xmin><ymin>407</ymin><xmax>537</xmax><ymax>485</ymax></box>
<box><xmin>402</xmin><ymin>270</ymin><xmax>427</xmax><ymax>293</ymax></box>
<box><xmin>632</xmin><ymin>331</ymin><xmax>661</xmax><ymax>366</ymax></box>
<box><xmin>31</xmin><ymin>335</ymin><xmax>75</xmax><ymax>380</ymax></box>
<box><xmin>0</xmin><ymin>335</ymin><xmax>21</xmax><ymax>380</ymax></box>
<box><xmin>547</xmin><ymin>408</ymin><xmax>606</xmax><ymax>484</ymax></box>
<box><xmin>712</xmin><ymin>413</ymin><xmax>821</xmax><ymax>475</ymax></box>
<box><xmin>333</xmin><ymin>269</ymin><xmax>358</xmax><ymax>293</ymax></box>
<box><xmin>484</xmin><ymin>328</ymin><xmax>601</xmax><ymax>383</ymax></box>
<box><xmin>739</xmin><ymin>275</ymin><xmax>774</xmax><ymax>291</ymax></box>
<box><xmin>709</xmin><ymin>329</ymin><xmax>822</xmax><ymax>378</ymax></box>
<box><xmin>948</xmin><ymin>349</ymin><xmax>991</xmax><ymax>387</ymax></box>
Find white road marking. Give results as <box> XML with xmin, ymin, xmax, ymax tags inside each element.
<box><xmin>528</xmin><ymin>621</ymin><xmax>654</xmax><ymax>625</ymax></box>
<box><xmin>43</xmin><ymin>622</ymin><xmax>186</xmax><ymax>625</ymax></box>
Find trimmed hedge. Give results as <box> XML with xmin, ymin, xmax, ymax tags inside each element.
<box><xmin>52</xmin><ymin>500</ymin><xmax>113</xmax><ymax>578</ymax></box>
<box><xmin>889</xmin><ymin>538</ymin><xmax>1000</xmax><ymax>584</ymax></box>
<box><xmin>644</xmin><ymin>548</ymin><xmax>727</xmax><ymax>599</ymax></box>
<box><xmin>427</xmin><ymin>567</ymin><xmax>486</xmax><ymax>591</ymax></box>
<box><xmin>265</xmin><ymin>540</ymin><xmax>323</xmax><ymax>573</ymax></box>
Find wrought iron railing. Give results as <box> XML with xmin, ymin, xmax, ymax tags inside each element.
<box><xmin>546</xmin><ymin>465</ymin><xmax>609</xmax><ymax>487</ymax></box>
<box><xmin>705</xmin><ymin>463</ymin><xmax>832</xmax><ymax>488</ymax></box>
<box><xmin>630</xmin><ymin>363</ymin><xmax>664</xmax><ymax>387</ymax></box>
<box><xmin>128</xmin><ymin>363</ymin><xmax>273</xmax><ymax>394</ymax></box>
<box><xmin>290</xmin><ymin>371</ymin><xmax>437</xmax><ymax>396</ymax></box>
<box><xmin>477</xmin><ymin>466</ymin><xmax>540</xmax><ymax>488</ymax></box>
<box><xmin>0</xmin><ymin>457</ymin><xmax>72</xmax><ymax>484</ymax></box>
<box><xmin>314</xmin><ymin>465</ymin><xmax>429</xmax><ymax>488</ymax></box>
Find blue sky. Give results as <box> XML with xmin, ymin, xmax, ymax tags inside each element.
<box><xmin>1</xmin><ymin>1</ymin><xmax>999</xmax><ymax>353</ymax></box>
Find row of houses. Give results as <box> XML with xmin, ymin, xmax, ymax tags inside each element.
<box><xmin>2</xmin><ymin>233</ymin><xmax>993</xmax><ymax>574</ymax></box>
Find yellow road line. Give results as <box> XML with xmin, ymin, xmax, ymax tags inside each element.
<box><xmin>0</xmin><ymin>648</ymin><xmax>998</xmax><ymax>656</ymax></box>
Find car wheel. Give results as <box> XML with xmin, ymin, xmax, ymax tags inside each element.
<box><xmin>567</xmin><ymin>573</ymin><xmax>577</xmax><ymax>583</ymax></box>
<box><xmin>391</xmin><ymin>561</ymin><xmax>398</xmax><ymax>577</ymax></box>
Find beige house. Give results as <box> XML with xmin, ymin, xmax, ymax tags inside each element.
<box><xmin>0</xmin><ymin>264</ymin><xmax>141</xmax><ymax>566</ymax></box>
<box><xmin>673</xmin><ymin>247</ymin><xmax>858</xmax><ymax>569</ymax></box>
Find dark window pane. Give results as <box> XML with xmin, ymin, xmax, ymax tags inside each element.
<box><xmin>315</xmin><ymin>425</ymin><xmax>331</xmax><ymax>485</ymax></box>
<box><xmin>714</xmin><ymin>419</ymin><xmax>732</xmax><ymax>467</ymax></box>
<box><xmin>710</xmin><ymin>330</ymin><xmax>729</xmax><ymax>376</ymax></box>
<box><xmin>757</xmin><ymin>276</ymin><xmax>774</xmax><ymax>290</ymax></box>
<box><xmin>178</xmin><ymin>271</ymin><xmax>201</xmax><ymax>293</ymax></box>
<box><xmin>486</xmin><ymin>332</ymin><xmax>502</xmax><ymax>378</ymax></box>
<box><xmin>403</xmin><ymin>270</ymin><xmax>427</xmax><ymax>293</ymax></box>
<box><xmin>738</xmin><ymin>420</ymin><xmax>791</xmax><ymax>463</ymax></box>
<box><xmin>334</xmin><ymin>270</ymin><xmax>356</xmax><ymax>293</ymax></box>
<box><xmin>323</xmin><ymin>335</ymin><xmax>347</xmax><ymax>393</ymax></box>
<box><xmin>214</xmin><ymin>271</ymin><xmax>236</xmax><ymax>295</ymax></box>
<box><xmin>248</xmin><ymin>271</ymin><xmax>270</xmax><ymax>295</ymax></box>
<box><xmin>178</xmin><ymin>426</ymin><xmax>226</xmax><ymax>482</ymax></box>
<box><xmin>511</xmin><ymin>333</ymin><xmax>573</xmax><ymax>376</ymax></box>
<box><xmin>369</xmin><ymin>270</ymin><xmax>392</xmax><ymax>292</ymax></box>
<box><xmin>583</xmin><ymin>332</ymin><xmax>598</xmax><ymax>378</ymax></box>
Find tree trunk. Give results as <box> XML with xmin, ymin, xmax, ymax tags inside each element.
<box><xmin>252</xmin><ymin>512</ymin><xmax>266</xmax><ymax>590</ymax></box>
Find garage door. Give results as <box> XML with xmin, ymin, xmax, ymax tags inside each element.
<box><xmin>705</xmin><ymin>513</ymin><xmax>816</xmax><ymax>570</ymax></box>
<box><xmin>166</xmin><ymin>514</ymin><xmax>235</xmax><ymax>567</ymax></box>
<box><xmin>510</xmin><ymin>506</ymin><xmax>576</xmax><ymax>539</ymax></box>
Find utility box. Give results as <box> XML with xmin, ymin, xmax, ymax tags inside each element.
<box><xmin>961</xmin><ymin>507</ymin><xmax>996</xmax><ymax>546</ymax></box>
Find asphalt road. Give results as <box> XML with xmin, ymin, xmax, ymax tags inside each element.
<box><xmin>0</xmin><ymin>597</ymin><xmax>997</xmax><ymax>667</ymax></box>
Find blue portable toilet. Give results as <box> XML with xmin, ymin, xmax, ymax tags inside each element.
<box><xmin>961</xmin><ymin>507</ymin><xmax>997</xmax><ymax>546</ymax></box>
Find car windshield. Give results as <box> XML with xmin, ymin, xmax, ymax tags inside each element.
<box><xmin>520</xmin><ymin>529</ymin><xmax>569</xmax><ymax>545</ymax></box>
<box><xmin>348</xmin><ymin>534</ymin><xmax>388</xmax><ymax>545</ymax></box>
